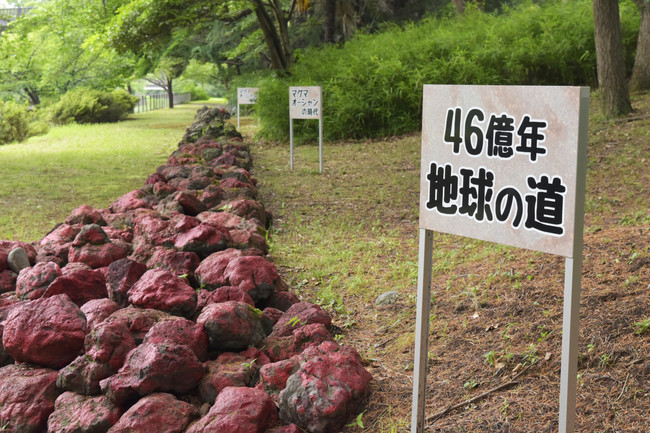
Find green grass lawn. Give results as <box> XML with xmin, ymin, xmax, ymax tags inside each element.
<box><xmin>0</xmin><ymin>103</ymin><xmax>207</xmax><ymax>241</ymax></box>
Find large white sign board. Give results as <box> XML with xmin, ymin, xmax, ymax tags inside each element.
<box><xmin>289</xmin><ymin>86</ymin><xmax>323</xmax><ymax>172</ymax></box>
<box><xmin>412</xmin><ymin>85</ymin><xmax>589</xmax><ymax>433</ymax></box>
<box><xmin>237</xmin><ymin>87</ymin><xmax>258</xmax><ymax>128</ymax></box>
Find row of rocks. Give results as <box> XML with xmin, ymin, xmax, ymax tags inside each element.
<box><xmin>0</xmin><ymin>107</ymin><xmax>372</xmax><ymax>433</ymax></box>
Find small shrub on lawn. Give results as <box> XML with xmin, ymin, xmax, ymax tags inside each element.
<box><xmin>0</xmin><ymin>101</ymin><xmax>49</xmax><ymax>145</ymax></box>
<box><xmin>48</xmin><ymin>88</ymin><xmax>139</xmax><ymax>125</ymax></box>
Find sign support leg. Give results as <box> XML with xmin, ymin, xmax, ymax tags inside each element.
<box><xmin>237</xmin><ymin>103</ymin><xmax>240</xmax><ymax>129</ymax></box>
<box><xmin>290</xmin><ymin>118</ymin><xmax>294</xmax><ymax>171</ymax></box>
<box><xmin>318</xmin><ymin>117</ymin><xmax>323</xmax><ymax>173</ymax></box>
<box><xmin>558</xmin><ymin>254</ymin><xmax>583</xmax><ymax>433</ymax></box>
<box><xmin>411</xmin><ymin>229</ymin><xmax>434</xmax><ymax>433</ymax></box>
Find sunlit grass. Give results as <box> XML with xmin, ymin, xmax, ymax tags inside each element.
<box><xmin>0</xmin><ymin>103</ymin><xmax>206</xmax><ymax>241</ymax></box>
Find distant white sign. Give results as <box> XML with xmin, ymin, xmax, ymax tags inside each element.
<box><xmin>289</xmin><ymin>86</ymin><xmax>322</xmax><ymax>119</ymax></box>
<box><xmin>238</xmin><ymin>87</ymin><xmax>258</xmax><ymax>105</ymax></box>
<box><xmin>419</xmin><ymin>85</ymin><xmax>588</xmax><ymax>258</ymax></box>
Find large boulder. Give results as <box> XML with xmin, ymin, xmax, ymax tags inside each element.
<box><xmin>194</xmin><ymin>248</ymin><xmax>243</xmax><ymax>290</ymax></box>
<box><xmin>142</xmin><ymin>317</ymin><xmax>209</xmax><ymax>362</ymax></box>
<box><xmin>223</xmin><ymin>256</ymin><xmax>283</xmax><ymax>303</ymax></box>
<box><xmin>146</xmin><ymin>248</ymin><xmax>200</xmax><ymax>280</ymax></box>
<box><xmin>128</xmin><ymin>269</ymin><xmax>197</xmax><ymax>318</ymax></box>
<box><xmin>198</xmin><ymin>351</ymin><xmax>258</xmax><ymax>405</ymax></box>
<box><xmin>270</xmin><ymin>302</ymin><xmax>332</xmax><ymax>338</ymax></box>
<box><xmin>15</xmin><ymin>261</ymin><xmax>62</xmax><ymax>300</ymax></box>
<box><xmin>0</xmin><ymin>364</ymin><xmax>59</xmax><ymax>433</ymax></box>
<box><xmin>37</xmin><ymin>224</ymin><xmax>81</xmax><ymax>265</ymax></box>
<box><xmin>2</xmin><ymin>294</ymin><xmax>87</xmax><ymax>369</ymax></box>
<box><xmin>102</xmin><ymin>307</ymin><xmax>172</xmax><ymax>344</ymax></box>
<box><xmin>107</xmin><ymin>258</ymin><xmax>148</xmax><ymax>306</ymax></box>
<box><xmin>100</xmin><ymin>342</ymin><xmax>205</xmax><ymax>406</ymax></box>
<box><xmin>47</xmin><ymin>392</ymin><xmax>122</xmax><ymax>433</ymax></box>
<box><xmin>196</xmin><ymin>301</ymin><xmax>266</xmax><ymax>352</ymax></box>
<box><xmin>80</xmin><ymin>298</ymin><xmax>121</xmax><ymax>330</ymax></box>
<box><xmin>278</xmin><ymin>341</ymin><xmax>372</xmax><ymax>433</ymax></box>
<box><xmin>109</xmin><ymin>190</ymin><xmax>152</xmax><ymax>213</ymax></box>
<box><xmin>106</xmin><ymin>393</ymin><xmax>199</xmax><ymax>433</ymax></box>
<box><xmin>65</xmin><ymin>204</ymin><xmax>107</xmax><ymax>226</ymax></box>
<box><xmin>264</xmin><ymin>323</ymin><xmax>334</xmax><ymax>362</ymax></box>
<box><xmin>43</xmin><ymin>267</ymin><xmax>107</xmax><ymax>306</ymax></box>
<box><xmin>186</xmin><ymin>386</ymin><xmax>277</xmax><ymax>433</ymax></box>
<box><xmin>57</xmin><ymin>321</ymin><xmax>136</xmax><ymax>395</ymax></box>
<box><xmin>174</xmin><ymin>223</ymin><xmax>231</xmax><ymax>259</ymax></box>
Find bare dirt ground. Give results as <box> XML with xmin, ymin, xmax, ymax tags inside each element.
<box><xmin>248</xmin><ymin>91</ymin><xmax>650</xmax><ymax>433</ymax></box>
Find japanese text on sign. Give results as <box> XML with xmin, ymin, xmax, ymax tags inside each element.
<box><xmin>238</xmin><ymin>88</ymin><xmax>258</xmax><ymax>105</ymax></box>
<box><xmin>289</xmin><ymin>86</ymin><xmax>322</xmax><ymax>119</ymax></box>
<box><xmin>419</xmin><ymin>85</ymin><xmax>586</xmax><ymax>257</ymax></box>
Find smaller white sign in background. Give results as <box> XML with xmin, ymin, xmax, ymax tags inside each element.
<box><xmin>238</xmin><ymin>87</ymin><xmax>259</xmax><ymax>105</ymax></box>
<box><xmin>290</xmin><ymin>86</ymin><xmax>322</xmax><ymax>120</ymax></box>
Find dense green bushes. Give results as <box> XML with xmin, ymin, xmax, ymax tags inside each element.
<box><xmin>0</xmin><ymin>101</ymin><xmax>49</xmax><ymax>145</ymax></box>
<box><xmin>47</xmin><ymin>88</ymin><xmax>139</xmax><ymax>125</ymax></box>
<box><xmin>254</xmin><ymin>0</ymin><xmax>640</xmax><ymax>142</ymax></box>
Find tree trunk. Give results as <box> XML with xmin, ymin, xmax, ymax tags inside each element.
<box><xmin>23</xmin><ymin>87</ymin><xmax>40</xmax><ymax>106</ymax></box>
<box><xmin>251</xmin><ymin>0</ymin><xmax>287</xmax><ymax>71</ymax></box>
<box><xmin>268</xmin><ymin>0</ymin><xmax>292</xmax><ymax>66</ymax></box>
<box><xmin>166</xmin><ymin>75</ymin><xmax>174</xmax><ymax>109</ymax></box>
<box><xmin>630</xmin><ymin>0</ymin><xmax>650</xmax><ymax>91</ymax></box>
<box><xmin>323</xmin><ymin>0</ymin><xmax>336</xmax><ymax>43</ymax></box>
<box><xmin>593</xmin><ymin>0</ymin><xmax>632</xmax><ymax>117</ymax></box>
<box><xmin>452</xmin><ymin>0</ymin><xmax>465</xmax><ymax>14</ymax></box>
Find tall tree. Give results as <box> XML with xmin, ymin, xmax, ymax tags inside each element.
<box><xmin>593</xmin><ymin>0</ymin><xmax>632</xmax><ymax>117</ymax></box>
<box><xmin>630</xmin><ymin>0</ymin><xmax>650</xmax><ymax>91</ymax></box>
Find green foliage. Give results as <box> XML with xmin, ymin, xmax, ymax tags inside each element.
<box><xmin>255</xmin><ymin>0</ymin><xmax>640</xmax><ymax>142</ymax></box>
<box><xmin>0</xmin><ymin>100</ymin><xmax>47</xmax><ymax>145</ymax></box>
<box><xmin>47</xmin><ymin>89</ymin><xmax>138</xmax><ymax>125</ymax></box>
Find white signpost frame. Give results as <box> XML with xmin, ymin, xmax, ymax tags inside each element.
<box><xmin>412</xmin><ymin>85</ymin><xmax>589</xmax><ymax>433</ymax></box>
<box><xmin>289</xmin><ymin>86</ymin><xmax>323</xmax><ymax>173</ymax></box>
<box><xmin>237</xmin><ymin>87</ymin><xmax>259</xmax><ymax>129</ymax></box>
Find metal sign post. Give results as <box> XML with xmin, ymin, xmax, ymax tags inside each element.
<box><xmin>237</xmin><ymin>87</ymin><xmax>259</xmax><ymax>129</ymax></box>
<box><xmin>289</xmin><ymin>86</ymin><xmax>323</xmax><ymax>173</ymax></box>
<box><xmin>412</xmin><ymin>85</ymin><xmax>589</xmax><ymax>433</ymax></box>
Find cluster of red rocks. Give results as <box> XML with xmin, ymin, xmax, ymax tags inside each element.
<box><xmin>0</xmin><ymin>107</ymin><xmax>372</xmax><ymax>433</ymax></box>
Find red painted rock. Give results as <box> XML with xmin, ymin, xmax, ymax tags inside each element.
<box><xmin>196</xmin><ymin>211</ymin><xmax>245</xmax><ymax>230</ymax></box>
<box><xmin>220</xmin><ymin>199</ymin><xmax>271</xmax><ymax>227</ymax></box>
<box><xmin>261</xmin><ymin>290</ymin><xmax>300</xmax><ymax>312</ymax></box>
<box><xmin>106</xmin><ymin>392</ymin><xmax>199</xmax><ymax>433</ymax></box>
<box><xmin>43</xmin><ymin>268</ymin><xmax>107</xmax><ymax>306</ymax></box>
<box><xmin>128</xmin><ymin>269</ymin><xmax>197</xmax><ymax>318</ymax></box>
<box><xmin>271</xmin><ymin>302</ymin><xmax>332</xmax><ymax>338</ymax></box>
<box><xmin>223</xmin><ymin>256</ymin><xmax>282</xmax><ymax>303</ymax></box>
<box><xmin>109</xmin><ymin>190</ymin><xmax>153</xmax><ymax>213</ymax></box>
<box><xmin>199</xmin><ymin>286</ymin><xmax>255</xmax><ymax>310</ymax></box>
<box><xmin>0</xmin><ymin>240</ymin><xmax>36</xmax><ymax>269</ymax></box>
<box><xmin>258</xmin><ymin>358</ymin><xmax>300</xmax><ymax>403</ymax></box>
<box><xmin>81</xmin><ymin>298</ymin><xmax>121</xmax><ymax>330</ymax></box>
<box><xmin>264</xmin><ymin>323</ymin><xmax>334</xmax><ymax>362</ymax></box>
<box><xmin>37</xmin><ymin>224</ymin><xmax>81</xmax><ymax>265</ymax></box>
<box><xmin>103</xmin><ymin>307</ymin><xmax>171</xmax><ymax>344</ymax></box>
<box><xmin>278</xmin><ymin>341</ymin><xmax>372</xmax><ymax>433</ymax></box>
<box><xmin>107</xmin><ymin>259</ymin><xmax>148</xmax><ymax>306</ymax></box>
<box><xmin>0</xmin><ymin>269</ymin><xmax>17</xmax><ymax>294</ymax></box>
<box><xmin>266</xmin><ymin>425</ymin><xmax>303</xmax><ymax>433</ymax></box>
<box><xmin>194</xmin><ymin>248</ymin><xmax>243</xmax><ymax>290</ymax></box>
<box><xmin>229</xmin><ymin>228</ymin><xmax>268</xmax><ymax>253</ymax></box>
<box><xmin>186</xmin><ymin>386</ymin><xmax>277</xmax><ymax>433</ymax></box>
<box><xmin>131</xmin><ymin>213</ymin><xmax>175</xmax><ymax>248</ymax></box>
<box><xmin>0</xmin><ymin>364</ymin><xmax>59</xmax><ymax>433</ymax></box>
<box><xmin>65</xmin><ymin>205</ymin><xmax>107</xmax><ymax>226</ymax></box>
<box><xmin>152</xmin><ymin>181</ymin><xmax>177</xmax><ymax>198</ymax></box>
<box><xmin>68</xmin><ymin>241</ymin><xmax>130</xmax><ymax>269</ymax></box>
<box><xmin>147</xmin><ymin>247</ymin><xmax>200</xmax><ymax>278</ymax></box>
<box><xmin>169</xmin><ymin>213</ymin><xmax>201</xmax><ymax>233</ymax></box>
<box><xmin>199</xmin><ymin>185</ymin><xmax>224</xmax><ymax>209</ymax></box>
<box><xmin>174</xmin><ymin>223</ymin><xmax>231</xmax><ymax>259</ymax></box>
<box><xmin>196</xmin><ymin>301</ymin><xmax>266</xmax><ymax>352</ymax></box>
<box><xmin>47</xmin><ymin>392</ymin><xmax>122</xmax><ymax>433</ymax></box>
<box><xmin>197</xmin><ymin>352</ymin><xmax>258</xmax><ymax>404</ymax></box>
<box><xmin>172</xmin><ymin>191</ymin><xmax>208</xmax><ymax>216</ymax></box>
<box><xmin>143</xmin><ymin>317</ymin><xmax>209</xmax><ymax>362</ymax></box>
<box><xmin>100</xmin><ymin>342</ymin><xmax>205</xmax><ymax>406</ymax></box>
<box><xmin>3</xmin><ymin>294</ymin><xmax>87</xmax><ymax>368</ymax></box>
<box><xmin>71</xmin><ymin>224</ymin><xmax>111</xmax><ymax>247</ymax></box>
<box><xmin>16</xmin><ymin>261</ymin><xmax>62</xmax><ymax>300</ymax></box>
